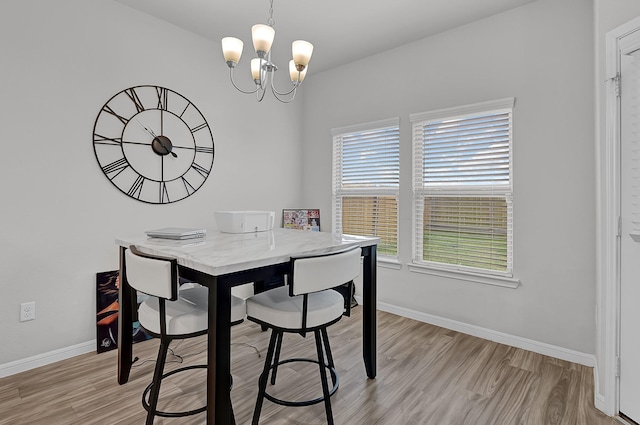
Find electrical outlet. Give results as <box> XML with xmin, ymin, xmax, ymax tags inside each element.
<box><xmin>20</xmin><ymin>302</ymin><xmax>35</xmax><ymax>322</ymax></box>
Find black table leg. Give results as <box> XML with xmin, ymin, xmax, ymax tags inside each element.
<box><xmin>361</xmin><ymin>245</ymin><xmax>377</xmax><ymax>379</ymax></box>
<box><xmin>179</xmin><ymin>264</ymin><xmax>289</xmax><ymax>424</ymax></box>
<box><xmin>204</xmin><ymin>275</ymin><xmax>233</xmax><ymax>425</ymax></box>
<box><xmin>117</xmin><ymin>246</ymin><xmax>135</xmax><ymax>384</ymax></box>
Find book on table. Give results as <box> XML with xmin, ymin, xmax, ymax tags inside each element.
<box><xmin>145</xmin><ymin>227</ymin><xmax>207</xmax><ymax>240</ymax></box>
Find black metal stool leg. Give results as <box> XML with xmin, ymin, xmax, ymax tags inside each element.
<box><xmin>314</xmin><ymin>329</ymin><xmax>334</xmax><ymax>425</ymax></box>
<box><xmin>253</xmin><ymin>330</ymin><xmax>279</xmax><ymax>425</ymax></box>
<box><xmin>270</xmin><ymin>331</ymin><xmax>283</xmax><ymax>385</ymax></box>
<box><xmin>320</xmin><ymin>328</ymin><xmax>337</xmax><ymax>386</ymax></box>
<box><xmin>145</xmin><ymin>338</ymin><xmax>170</xmax><ymax>425</ymax></box>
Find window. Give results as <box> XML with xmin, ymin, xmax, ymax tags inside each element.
<box><xmin>411</xmin><ymin>98</ymin><xmax>514</xmax><ymax>276</ymax></box>
<box><xmin>332</xmin><ymin>118</ymin><xmax>400</xmax><ymax>258</ymax></box>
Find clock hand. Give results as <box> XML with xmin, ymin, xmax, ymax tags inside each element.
<box><xmin>156</xmin><ymin>139</ymin><xmax>178</xmax><ymax>158</ymax></box>
<box><xmin>135</xmin><ymin>119</ymin><xmax>178</xmax><ymax>158</ymax></box>
<box><xmin>135</xmin><ymin>118</ymin><xmax>157</xmax><ymax>138</ymax></box>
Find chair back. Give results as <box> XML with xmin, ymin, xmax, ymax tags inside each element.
<box><xmin>125</xmin><ymin>245</ymin><xmax>178</xmax><ymax>301</ymax></box>
<box><xmin>289</xmin><ymin>245</ymin><xmax>361</xmax><ymax>296</ymax></box>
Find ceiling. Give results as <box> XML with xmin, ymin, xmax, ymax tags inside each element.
<box><xmin>113</xmin><ymin>0</ymin><xmax>536</xmax><ymax>74</ymax></box>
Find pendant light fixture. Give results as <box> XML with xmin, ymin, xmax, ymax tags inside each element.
<box><xmin>221</xmin><ymin>0</ymin><xmax>313</xmax><ymax>103</ymax></box>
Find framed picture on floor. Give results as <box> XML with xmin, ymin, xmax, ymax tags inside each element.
<box><xmin>282</xmin><ymin>209</ymin><xmax>320</xmax><ymax>231</ymax></box>
<box><xmin>96</xmin><ymin>270</ymin><xmax>151</xmax><ymax>353</ymax></box>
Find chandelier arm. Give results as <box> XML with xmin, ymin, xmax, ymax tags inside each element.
<box><xmin>271</xmin><ymin>84</ymin><xmax>298</xmax><ymax>96</ymax></box>
<box><xmin>270</xmin><ymin>78</ymin><xmax>298</xmax><ymax>97</ymax></box>
<box><xmin>271</xmin><ymin>85</ymin><xmax>297</xmax><ymax>103</ymax></box>
<box><xmin>258</xmin><ymin>57</ymin><xmax>269</xmax><ymax>91</ymax></box>
<box><xmin>229</xmin><ymin>67</ymin><xmax>259</xmax><ymax>95</ymax></box>
<box><xmin>256</xmin><ymin>86</ymin><xmax>267</xmax><ymax>102</ymax></box>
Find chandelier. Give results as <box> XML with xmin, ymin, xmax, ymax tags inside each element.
<box><xmin>221</xmin><ymin>0</ymin><xmax>313</xmax><ymax>103</ymax></box>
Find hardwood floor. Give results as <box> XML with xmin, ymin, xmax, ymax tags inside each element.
<box><xmin>0</xmin><ymin>308</ymin><xmax>618</xmax><ymax>425</ymax></box>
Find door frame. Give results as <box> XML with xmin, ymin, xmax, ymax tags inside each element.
<box><xmin>600</xmin><ymin>15</ymin><xmax>640</xmax><ymax>417</ymax></box>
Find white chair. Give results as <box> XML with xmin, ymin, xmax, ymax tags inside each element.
<box><xmin>125</xmin><ymin>245</ymin><xmax>246</xmax><ymax>425</ymax></box>
<box><xmin>246</xmin><ymin>245</ymin><xmax>361</xmax><ymax>425</ymax></box>
<box><xmin>179</xmin><ymin>281</ymin><xmax>246</xmax><ymax>325</ymax></box>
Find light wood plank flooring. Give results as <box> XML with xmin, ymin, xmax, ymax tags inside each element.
<box><xmin>0</xmin><ymin>308</ymin><xmax>618</xmax><ymax>424</ymax></box>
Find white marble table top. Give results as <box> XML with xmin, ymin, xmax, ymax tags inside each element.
<box><xmin>116</xmin><ymin>228</ymin><xmax>379</xmax><ymax>276</ymax></box>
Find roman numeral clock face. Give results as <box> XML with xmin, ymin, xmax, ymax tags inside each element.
<box><xmin>93</xmin><ymin>85</ymin><xmax>214</xmax><ymax>204</ymax></box>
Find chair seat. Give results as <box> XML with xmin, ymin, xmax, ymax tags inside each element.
<box><xmin>230</xmin><ymin>295</ymin><xmax>247</xmax><ymax>324</ymax></box>
<box><xmin>180</xmin><ymin>282</ymin><xmax>247</xmax><ymax>324</ymax></box>
<box><xmin>139</xmin><ymin>285</ymin><xmax>209</xmax><ymax>336</ymax></box>
<box><xmin>247</xmin><ymin>286</ymin><xmax>344</xmax><ymax>330</ymax></box>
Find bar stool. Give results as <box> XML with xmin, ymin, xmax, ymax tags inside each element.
<box><xmin>179</xmin><ymin>281</ymin><xmax>246</xmax><ymax>325</ymax></box>
<box><xmin>125</xmin><ymin>245</ymin><xmax>246</xmax><ymax>425</ymax></box>
<box><xmin>246</xmin><ymin>245</ymin><xmax>361</xmax><ymax>425</ymax></box>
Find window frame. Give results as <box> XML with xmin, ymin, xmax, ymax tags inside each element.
<box><xmin>332</xmin><ymin>117</ymin><xmax>400</xmax><ymax>261</ymax></box>
<box><xmin>410</xmin><ymin>98</ymin><xmax>517</xmax><ymax>282</ymax></box>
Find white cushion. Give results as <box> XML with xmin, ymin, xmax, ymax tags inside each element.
<box><xmin>231</xmin><ymin>296</ymin><xmax>247</xmax><ymax>323</ymax></box>
<box><xmin>231</xmin><ymin>282</ymin><xmax>255</xmax><ymax>300</ymax></box>
<box><xmin>179</xmin><ymin>282</ymin><xmax>246</xmax><ymax>324</ymax></box>
<box><xmin>139</xmin><ymin>285</ymin><xmax>209</xmax><ymax>336</ymax></box>
<box><xmin>125</xmin><ymin>248</ymin><xmax>174</xmax><ymax>300</ymax></box>
<box><xmin>246</xmin><ymin>285</ymin><xmax>344</xmax><ymax>330</ymax></box>
<box><xmin>291</xmin><ymin>247</ymin><xmax>361</xmax><ymax>295</ymax></box>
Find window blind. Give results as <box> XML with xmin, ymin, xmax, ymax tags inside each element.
<box><xmin>422</xmin><ymin>196</ymin><xmax>511</xmax><ymax>272</ymax></box>
<box><xmin>332</xmin><ymin>118</ymin><xmax>400</xmax><ymax>257</ymax></box>
<box><xmin>411</xmin><ymin>99</ymin><xmax>514</xmax><ymax>275</ymax></box>
<box><xmin>421</xmin><ymin>113</ymin><xmax>511</xmax><ymax>187</ymax></box>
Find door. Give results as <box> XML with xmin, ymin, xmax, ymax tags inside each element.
<box><xmin>619</xmin><ymin>29</ymin><xmax>640</xmax><ymax>424</ymax></box>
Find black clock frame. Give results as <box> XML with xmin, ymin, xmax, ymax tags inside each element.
<box><xmin>93</xmin><ymin>85</ymin><xmax>215</xmax><ymax>204</ymax></box>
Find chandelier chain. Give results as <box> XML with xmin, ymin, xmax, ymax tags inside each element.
<box><xmin>267</xmin><ymin>0</ymin><xmax>275</xmax><ymax>27</ymax></box>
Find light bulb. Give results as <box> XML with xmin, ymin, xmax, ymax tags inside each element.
<box><xmin>252</xmin><ymin>24</ymin><xmax>275</xmax><ymax>56</ymax></box>
<box><xmin>289</xmin><ymin>60</ymin><xmax>308</xmax><ymax>83</ymax></box>
<box><xmin>221</xmin><ymin>37</ymin><xmax>243</xmax><ymax>66</ymax></box>
<box><xmin>292</xmin><ymin>40</ymin><xmax>313</xmax><ymax>70</ymax></box>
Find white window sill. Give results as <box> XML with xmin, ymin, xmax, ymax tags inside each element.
<box><xmin>377</xmin><ymin>258</ymin><xmax>402</xmax><ymax>270</ymax></box>
<box><xmin>407</xmin><ymin>263</ymin><xmax>520</xmax><ymax>289</ymax></box>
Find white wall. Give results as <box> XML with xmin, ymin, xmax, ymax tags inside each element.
<box><xmin>0</xmin><ymin>0</ymin><xmax>304</xmax><ymax>366</ymax></box>
<box><xmin>302</xmin><ymin>0</ymin><xmax>596</xmax><ymax>354</ymax></box>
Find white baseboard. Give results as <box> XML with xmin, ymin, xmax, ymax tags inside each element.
<box><xmin>1</xmin><ymin>300</ymin><xmax>597</xmax><ymax>379</ymax></box>
<box><xmin>593</xmin><ymin>364</ymin><xmax>612</xmax><ymax>415</ymax></box>
<box><xmin>595</xmin><ymin>393</ymin><xmax>611</xmax><ymax>416</ymax></box>
<box><xmin>0</xmin><ymin>340</ymin><xmax>96</xmax><ymax>379</ymax></box>
<box><xmin>359</xmin><ymin>297</ymin><xmax>596</xmax><ymax>367</ymax></box>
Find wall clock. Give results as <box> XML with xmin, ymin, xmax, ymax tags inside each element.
<box><xmin>93</xmin><ymin>85</ymin><xmax>214</xmax><ymax>204</ymax></box>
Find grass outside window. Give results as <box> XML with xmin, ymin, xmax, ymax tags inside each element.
<box><xmin>422</xmin><ymin>196</ymin><xmax>508</xmax><ymax>272</ymax></box>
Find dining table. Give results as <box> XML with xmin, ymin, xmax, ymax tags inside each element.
<box><xmin>115</xmin><ymin>227</ymin><xmax>379</xmax><ymax>424</ymax></box>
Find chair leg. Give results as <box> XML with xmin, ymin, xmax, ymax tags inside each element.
<box><xmin>145</xmin><ymin>338</ymin><xmax>170</xmax><ymax>425</ymax></box>
<box><xmin>320</xmin><ymin>328</ymin><xmax>337</xmax><ymax>386</ymax></box>
<box><xmin>270</xmin><ymin>331</ymin><xmax>283</xmax><ymax>385</ymax></box>
<box><xmin>314</xmin><ymin>329</ymin><xmax>334</xmax><ymax>425</ymax></box>
<box><xmin>252</xmin><ymin>330</ymin><xmax>279</xmax><ymax>425</ymax></box>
